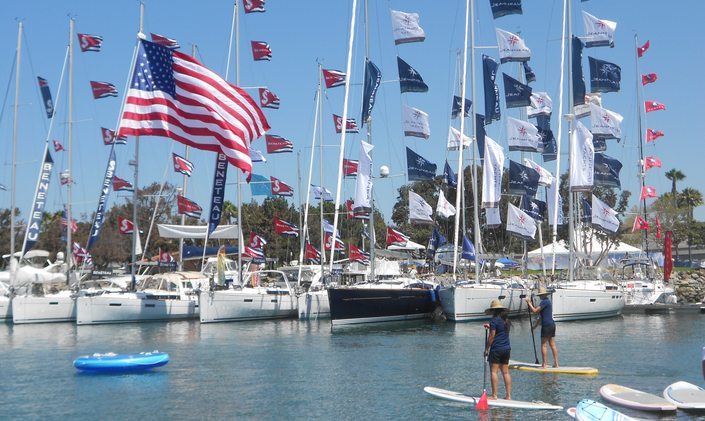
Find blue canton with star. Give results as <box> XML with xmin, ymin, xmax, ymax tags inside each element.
<box><xmin>132</xmin><ymin>40</ymin><xmax>176</xmax><ymax>97</ymax></box>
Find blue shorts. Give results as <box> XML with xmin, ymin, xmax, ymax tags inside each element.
<box><xmin>541</xmin><ymin>324</ymin><xmax>556</xmax><ymax>338</ymax></box>
<box><xmin>489</xmin><ymin>349</ymin><xmax>511</xmax><ymax>364</ymax></box>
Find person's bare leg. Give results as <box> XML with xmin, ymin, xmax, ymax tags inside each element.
<box><xmin>500</xmin><ymin>364</ymin><xmax>512</xmax><ymax>400</ymax></box>
<box><xmin>489</xmin><ymin>363</ymin><xmax>499</xmax><ymax>399</ymax></box>
<box><xmin>540</xmin><ymin>337</ymin><xmax>548</xmax><ymax>368</ymax></box>
<box><xmin>549</xmin><ymin>337</ymin><xmax>559</xmax><ymax>367</ymax></box>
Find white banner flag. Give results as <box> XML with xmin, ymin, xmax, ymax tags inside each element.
<box><xmin>485</xmin><ymin>207</ymin><xmax>502</xmax><ymax>228</ymax></box>
<box><xmin>546</xmin><ymin>178</ymin><xmax>565</xmax><ymax>227</ymax></box>
<box><xmin>482</xmin><ymin>135</ymin><xmax>504</xmax><ymax>208</ymax></box>
<box><xmin>527</xmin><ymin>92</ymin><xmax>552</xmax><ymax>118</ymax></box>
<box><xmin>523</xmin><ymin>158</ymin><xmax>553</xmax><ymax>186</ymax></box>
<box><xmin>507</xmin><ymin>117</ymin><xmax>541</xmax><ymax>152</ymax></box>
<box><xmin>589</xmin><ymin>103</ymin><xmax>623</xmax><ymax>140</ymax></box>
<box><xmin>570</xmin><ymin>121</ymin><xmax>594</xmax><ymax>192</ymax></box>
<box><xmin>409</xmin><ymin>190</ymin><xmax>433</xmax><ymax>224</ymax></box>
<box><xmin>591</xmin><ymin>194</ymin><xmax>620</xmax><ymax>234</ymax></box>
<box><xmin>447</xmin><ymin>126</ymin><xmax>472</xmax><ymax>151</ymax></box>
<box><xmin>390</xmin><ymin>10</ymin><xmax>425</xmax><ymax>45</ymax></box>
<box><xmin>496</xmin><ymin>28</ymin><xmax>531</xmax><ymax>63</ymax></box>
<box><xmin>506</xmin><ymin>203</ymin><xmax>537</xmax><ymax>241</ymax></box>
<box><xmin>354</xmin><ymin>140</ymin><xmax>374</xmax><ymax>212</ymax></box>
<box><xmin>436</xmin><ymin>189</ymin><xmax>456</xmax><ymax>219</ymax></box>
<box><xmin>402</xmin><ymin>104</ymin><xmax>431</xmax><ymax>139</ymax></box>
<box><xmin>249</xmin><ymin>147</ymin><xmax>266</xmax><ymax>163</ymax></box>
<box><xmin>582</xmin><ymin>11</ymin><xmax>616</xmax><ymax>48</ymax></box>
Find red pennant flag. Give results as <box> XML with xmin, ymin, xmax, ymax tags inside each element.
<box><xmin>386</xmin><ymin>227</ymin><xmax>410</xmax><ymax>247</ymax></box>
<box><xmin>632</xmin><ymin>215</ymin><xmax>650</xmax><ymax>232</ymax></box>
<box><xmin>118</xmin><ymin>215</ymin><xmax>135</xmax><ymax>234</ymax></box>
<box><xmin>324</xmin><ymin>232</ymin><xmax>345</xmax><ymax>251</ymax></box>
<box><xmin>664</xmin><ymin>231</ymin><xmax>673</xmax><ymax>281</ymax></box>
<box><xmin>150</xmin><ymin>33</ymin><xmax>180</xmax><ymax>49</ymax></box>
<box><xmin>77</xmin><ymin>33</ymin><xmax>103</xmax><ymax>52</ymax></box>
<box><xmin>322</xmin><ymin>69</ymin><xmax>346</xmax><ymax>89</ymax></box>
<box><xmin>251</xmin><ymin>41</ymin><xmax>272</xmax><ymax>61</ymax></box>
<box><xmin>101</xmin><ymin>127</ymin><xmax>127</xmax><ymax>145</ymax></box>
<box><xmin>644</xmin><ymin>101</ymin><xmax>665</xmax><ymax>113</ymax></box>
<box><xmin>343</xmin><ymin>159</ymin><xmax>359</xmax><ymax>177</ymax></box>
<box><xmin>53</xmin><ymin>139</ymin><xmax>64</xmax><ymax>152</ymax></box>
<box><xmin>349</xmin><ymin>243</ymin><xmax>370</xmax><ymax>265</ymax></box>
<box><xmin>112</xmin><ymin>176</ymin><xmax>134</xmax><ymax>192</ymax></box>
<box><xmin>243</xmin><ymin>0</ymin><xmax>266</xmax><ymax>13</ymax></box>
<box><xmin>644</xmin><ymin>156</ymin><xmax>661</xmax><ymax>171</ymax></box>
<box><xmin>265</xmin><ymin>134</ymin><xmax>294</xmax><ymax>153</ymax></box>
<box><xmin>640</xmin><ymin>186</ymin><xmax>657</xmax><ymax>199</ymax></box>
<box><xmin>177</xmin><ymin>195</ymin><xmax>203</xmax><ymax>218</ymax></box>
<box><xmin>655</xmin><ymin>215</ymin><xmax>662</xmax><ymax>239</ymax></box>
<box><xmin>258</xmin><ymin>88</ymin><xmax>280</xmax><ymax>109</ymax></box>
<box><xmin>273</xmin><ymin>216</ymin><xmax>299</xmax><ymax>237</ymax></box>
<box><xmin>90</xmin><ymin>81</ymin><xmax>118</xmax><ymax>99</ymax></box>
<box><xmin>305</xmin><ymin>241</ymin><xmax>322</xmax><ymax>263</ymax></box>
<box><xmin>332</xmin><ymin>114</ymin><xmax>359</xmax><ymax>133</ymax></box>
<box><xmin>641</xmin><ymin>73</ymin><xmax>657</xmax><ymax>85</ymax></box>
<box><xmin>270</xmin><ymin>176</ymin><xmax>294</xmax><ymax>196</ymax></box>
<box><xmin>637</xmin><ymin>40</ymin><xmax>650</xmax><ymax>58</ymax></box>
<box><xmin>646</xmin><ymin>128</ymin><xmax>664</xmax><ymax>143</ymax></box>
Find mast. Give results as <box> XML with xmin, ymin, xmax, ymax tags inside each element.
<box><xmin>231</xmin><ymin>0</ymin><xmax>245</xmax><ymax>282</ymax></box>
<box><xmin>634</xmin><ymin>34</ymin><xmax>649</xmax><ymax>255</ymax></box>
<box><xmin>66</xmin><ymin>18</ymin><xmax>74</xmax><ymax>285</ymax></box>
<box><xmin>178</xmin><ymin>45</ymin><xmax>196</xmax><ymax>271</ymax></box>
<box><xmin>364</xmin><ymin>0</ymin><xmax>376</xmax><ymax>280</ymax></box>
<box><xmin>10</xmin><ymin>21</ymin><xmax>22</xmax><ymax>267</ymax></box>
<box><xmin>566</xmin><ymin>0</ymin><xmax>575</xmax><ymax>283</ymax></box>
<box><xmin>318</xmin><ymin>69</ymin><xmax>325</xmax><ymax>275</ymax></box>
<box><xmin>130</xmin><ymin>3</ymin><xmax>145</xmax><ymax>291</ymax></box>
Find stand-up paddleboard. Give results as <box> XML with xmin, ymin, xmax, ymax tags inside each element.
<box><xmin>508</xmin><ymin>360</ymin><xmax>598</xmax><ymax>375</ymax></box>
<box><xmin>74</xmin><ymin>351</ymin><xmax>169</xmax><ymax>373</ymax></box>
<box><xmin>567</xmin><ymin>407</ymin><xmax>576</xmax><ymax>418</ymax></box>
<box><xmin>599</xmin><ymin>384</ymin><xmax>676</xmax><ymax>412</ymax></box>
<box><xmin>575</xmin><ymin>399</ymin><xmax>636</xmax><ymax>421</ymax></box>
<box><xmin>663</xmin><ymin>381</ymin><xmax>705</xmax><ymax>410</ymax></box>
<box><xmin>423</xmin><ymin>386</ymin><xmax>563</xmax><ymax>410</ymax></box>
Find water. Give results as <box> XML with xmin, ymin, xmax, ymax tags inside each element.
<box><xmin>1</xmin><ymin>313</ymin><xmax>703</xmax><ymax>420</ymax></box>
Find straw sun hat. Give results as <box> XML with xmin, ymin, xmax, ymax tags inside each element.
<box><xmin>484</xmin><ymin>299</ymin><xmax>507</xmax><ymax>314</ymax></box>
<box><xmin>537</xmin><ymin>287</ymin><xmax>550</xmax><ymax>296</ymax></box>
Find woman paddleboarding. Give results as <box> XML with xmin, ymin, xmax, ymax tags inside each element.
<box><xmin>526</xmin><ymin>287</ymin><xmax>559</xmax><ymax>368</ymax></box>
<box><xmin>483</xmin><ymin>299</ymin><xmax>512</xmax><ymax>400</ymax></box>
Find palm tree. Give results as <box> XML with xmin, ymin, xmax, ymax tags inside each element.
<box><xmin>665</xmin><ymin>169</ymin><xmax>686</xmax><ymax>207</ymax></box>
<box><xmin>677</xmin><ymin>188</ymin><xmax>703</xmax><ymax>264</ymax></box>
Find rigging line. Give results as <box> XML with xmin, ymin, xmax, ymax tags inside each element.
<box><xmin>140</xmin><ymin>142</ymin><xmax>175</xmax><ymax>262</ymax></box>
<box><xmin>0</xmin><ymin>55</ymin><xmax>17</xmax><ymax>131</ymax></box>
<box><xmin>21</xmin><ymin>29</ymin><xmax>50</xmax><ymax>134</ymax></box>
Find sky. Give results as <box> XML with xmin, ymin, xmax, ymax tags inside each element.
<box><xmin>1</xmin><ymin>0</ymin><xmax>704</xmax><ymax>244</ymax></box>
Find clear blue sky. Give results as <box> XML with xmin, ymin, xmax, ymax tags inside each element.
<box><xmin>1</xmin><ymin>0</ymin><xmax>703</xmax><ymax>241</ymax></box>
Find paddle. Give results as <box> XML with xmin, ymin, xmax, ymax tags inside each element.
<box><xmin>476</xmin><ymin>329</ymin><xmax>489</xmax><ymax>410</ymax></box>
<box><xmin>527</xmin><ymin>294</ymin><xmax>540</xmax><ymax>365</ymax></box>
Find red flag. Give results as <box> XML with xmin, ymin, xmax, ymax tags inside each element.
<box><xmin>655</xmin><ymin>215</ymin><xmax>662</xmax><ymax>239</ymax></box>
<box><xmin>112</xmin><ymin>176</ymin><xmax>134</xmax><ymax>192</ymax></box>
<box><xmin>77</xmin><ymin>33</ymin><xmax>103</xmax><ymax>52</ymax></box>
<box><xmin>258</xmin><ymin>88</ymin><xmax>280</xmax><ymax>109</ymax></box>
<box><xmin>641</xmin><ymin>73</ymin><xmax>657</xmax><ymax>85</ymax></box>
<box><xmin>343</xmin><ymin>159</ymin><xmax>359</xmax><ymax>177</ymax></box>
<box><xmin>270</xmin><ymin>176</ymin><xmax>294</xmax><ymax>196</ymax></box>
<box><xmin>644</xmin><ymin>156</ymin><xmax>661</xmax><ymax>171</ymax></box>
<box><xmin>632</xmin><ymin>215</ymin><xmax>650</xmax><ymax>232</ymax></box>
<box><xmin>332</xmin><ymin>114</ymin><xmax>359</xmax><ymax>133</ymax></box>
<box><xmin>177</xmin><ymin>195</ymin><xmax>203</xmax><ymax>218</ymax></box>
<box><xmin>322</xmin><ymin>69</ymin><xmax>346</xmax><ymax>89</ymax></box>
<box><xmin>349</xmin><ymin>243</ymin><xmax>370</xmax><ymax>265</ymax></box>
<box><xmin>663</xmin><ymin>231</ymin><xmax>673</xmax><ymax>281</ymax></box>
<box><xmin>172</xmin><ymin>153</ymin><xmax>194</xmax><ymax>176</ymax></box>
<box><xmin>90</xmin><ymin>81</ymin><xmax>118</xmax><ymax>99</ymax></box>
<box><xmin>248</xmin><ymin>232</ymin><xmax>268</xmax><ymax>249</ymax></box>
<box><xmin>118</xmin><ymin>41</ymin><xmax>270</xmax><ymax>182</ymax></box>
<box><xmin>101</xmin><ymin>127</ymin><xmax>127</xmax><ymax>145</ymax></box>
<box><xmin>640</xmin><ymin>186</ymin><xmax>657</xmax><ymax>199</ymax></box>
<box><xmin>265</xmin><ymin>134</ymin><xmax>294</xmax><ymax>153</ymax></box>
<box><xmin>305</xmin><ymin>242</ymin><xmax>322</xmax><ymax>263</ymax></box>
<box><xmin>159</xmin><ymin>248</ymin><xmax>175</xmax><ymax>263</ymax></box>
<box><xmin>324</xmin><ymin>232</ymin><xmax>345</xmax><ymax>251</ymax></box>
<box><xmin>346</xmin><ymin>200</ymin><xmax>355</xmax><ymax>219</ymax></box>
<box><xmin>150</xmin><ymin>33</ymin><xmax>180</xmax><ymax>49</ymax></box>
<box><xmin>52</xmin><ymin>139</ymin><xmax>64</xmax><ymax>152</ymax></box>
<box><xmin>251</xmin><ymin>41</ymin><xmax>272</xmax><ymax>61</ymax></box>
<box><xmin>274</xmin><ymin>216</ymin><xmax>299</xmax><ymax>237</ymax></box>
<box><xmin>644</xmin><ymin>101</ymin><xmax>665</xmax><ymax>113</ymax></box>
<box><xmin>118</xmin><ymin>215</ymin><xmax>135</xmax><ymax>234</ymax></box>
<box><xmin>637</xmin><ymin>40</ymin><xmax>650</xmax><ymax>58</ymax></box>
<box><xmin>386</xmin><ymin>227</ymin><xmax>410</xmax><ymax>246</ymax></box>
<box><xmin>243</xmin><ymin>0</ymin><xmax>266</xmax><ymax>13</ymax></box>
<box><xmin>646</xmin><ymin>128</ymin><xmax>664</xmax><ymax>143</ymax></box>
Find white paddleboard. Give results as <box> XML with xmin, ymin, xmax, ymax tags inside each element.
<box><xmin>567</xmin><ymin>407</ymin><xmax>576</xmax><ymax>418</ymax></box>
<box><xmin>663</xmin><ymin>381</ymin><xmax>705</xmax><ymax>410</ymax></box>
<box><xmin>599</xmin><ymin>383</ymin><xmax>677</xmax><ymax>412</ymax></box>
<box><xmin>423</xmin><ymin>386</ymin><xmax>563</xmax><ymax>410</ymax></box>
<box><xmin>575</xmin><ymin>399</ymin><xmax>636</xmax><ymax>421</ymax></box>
<box><xmin>508</xmin><ymin>360</ymin><xmax>599</xmax><ymax>375</ymax></box>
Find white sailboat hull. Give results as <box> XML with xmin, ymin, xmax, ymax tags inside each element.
<box><xmin>439</xmin><ymin>283</ymin><xmax>529</xmax><ymax>322</ymax></box>
<box><xmin>75</xmin><ymin>294</ymin><xmax>199</xmax><ymax>325</ymax></box>
<box><xmin>199</xmin><ymin>289</ymin><xmax>297</xmax><ymax>323</ymax></box>
<box><xmin>0</xmin><ymin>295</ymin><xmax>12</xmax><ymax>320</ymax></box>
<box><xmin>297</xmin><ymin>289</ymin><xmax>330</xmax><ymax>320</ymax></box>
<box><xmin>551</xmin><ymin>286</ymin><xmax>624</xmax><ymax>321</ymax></box>
<box><xmin>12</xmin><ymin>293</ymin><xmax>76</xmax><ymax>324</ymax></box>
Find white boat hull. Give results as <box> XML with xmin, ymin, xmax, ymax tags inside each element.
<box><xmin>297</xmin><ymin>290</ymin><xmax>330</xmax><ymax>320</ymax></box>
<box><xmin>439</xmin><ymin>284</ymin><xmax>529</xmax><ymax>322</ymax></box>
<box><xmin>0</xmin><ymin>295</ymin><xmax>12</xmax><ymax>320</ymax></box>
<box><xmin>199</xmin><ymin>289</ymin><xmax>297</xmax><ymax>323</ymax></box>
<box><xmin>12</xmin><ymin>293</ymin><xmax>76</xmax><ymax>324</ymax></box>
<box><xmin>76</xmin><ymin>294</ymin><xmax>199</xmax><ymax>325</ymax></box>
<box><xmin>551</xmin><ymin>288</ymin><xmax>624</xmax><ymax>321</ymax></box>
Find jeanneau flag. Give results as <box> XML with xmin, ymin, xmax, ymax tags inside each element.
<box><xmin>483</xmin><ymin>55</ymin><xmax>501</xmax><ymax>124</ymax></box>
<box><xmin>589</xmin><ymin>57</ymin><xmax>621</xmax><ymax>93</ymax></box>
<box><xmin>451</xmin><ymin>95</ymin><xmax>472</xmax><ymax>119</ymax></box>
<box><xmin>397</xmin><ymin>56</ymin><xmax>428</xmax><ymax>93</ymax></box>
<box><xmin>361</xmin><ymin>60</ymin><xmax>381</xmax><ymax>126</ymax></box>
<box><xmin>520</xmin><ymin>195</ymin><xmax>546</xmax><ymax>222</ymax></box>
<box><xmin>485</xmin><ymin>207</ymin><xmax>502</xmax><ymax>227</ymax></box>
<box><xmin>447</xmin><ymin>126</ymin><xmax>472</xmax><ymax>151</ymax></box>
<box><xmin>402</xmin><ymin>104</ymin><xmax>430</xmax><ymax>139</ymax></box>
<box><xmin>593</xmin><ymin>153</ymin><xmax>622</xmax><ymax>189</ymax></box>
<box><xmin>589</xmin><ymin>103</ymin><xmax>623</xmax><ymax>140</ymax></box>
<box><xmin>523</xmin><ymin>158</ymin><xmax>553</xmax><ymax>186</ymax></box>
<box><xmin>508</xmin><ymin>160</ymin><xmax>540</xmax><ymax>197</ymax></box>
<box><xmin>462</xmin><ymin>235</ymin><xmax>477</xmax><ymax>261</ymax></box>
<box><xmin>506</xmin><ymin>203</ymin><xmax>537</xmax><ymax>241</ymax></box>
<box><xmin>354</xmin><ymin>141</ymin><xmax>374</xmax><ymax>213</ymax></box>
<box><xmin>523</xmin><ymin>62</ymin><xmax>536</xmax><ymax>83</ymax></box>
<box><xmin>527</xmin><ymin>92</ymin><xmax>552</xmax><ymax>118</ymax></box>
<box><xmin>482</xmin><ymin>135</ymin><xmax>504</xmax><ymax>208</ymax></box>
<box><xmin>503</xmin><ymin>73</ymin><xmax>532</xmax><ymax>108</ymax></box>
<box><xmin>249</xmin><ymin>148</ymin><xmax>266</xmax><ymax>163</ymax></box>
<box><xmin>406</xmin><ymin>147</ymin><xmax>436</xmax><ymax>181</ymax></box>
<box><xmin>489</xmin><ymin>0</ymin><xmax>522</xmax><ymax>19</ymax></box>
<box><xmin>546</xmin><ymin>178</ymin><xmax>565</xmax><ymax>227</ymax></box>
<box><xmin>311</xmin><ymin>185</ymin><xmax>334</xmax><ymax>202</ymax></box>
<box><xmin>591</xmin><ymin>194</ymin><xmax>620</xmax><ymax>234</ymax></box>
<box><xmin>390</xmin><ymin>10</ymin><xmax>425</xmax><ymax>45</ymax></box>
<box><xmin>496</xmin><ymin>28</ymin><xmax>531</xmax><ymax>63</ymax></box>
<box><xmin>581</xmin><ymin>11</ymin><xmax>616</xmax><ymax>48</ymax></box>
<box><xmin>476</xmin><ymin>114</ymin><xmax>487</xmax><ymax>159</ymax></box>
<box><xmin>569</xmin><ymin>121</ymin><xmax>594</xmax><ymax>192</ymax></box>
<box><xmin>436</xmin><ymin>189</ymin><xmax>456</xmax><ymax>219</ymax></box>
<box><xmin>443</xmin><ymin>161</ymin><xmax>457</xmax><ymax>188</ymax></box>
<box><xmin>572</xmin><ymin>36</ymin><xmax>586</xmax><ymax>107</ymax></box>
<box><xmin>507</xmin><ymin>117</ymin><xmax>540</xmax><ymax>152</ymax></box>
<box><xmin>409</xmin><ymin>190</ymin><xmax>433</xmax><ymax>224</ymax></box>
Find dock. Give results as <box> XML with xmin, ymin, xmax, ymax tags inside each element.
<box><xmin>621</xmin><ymin>303</ymin><xmax>705</xmax><ymax>315</ymax></box>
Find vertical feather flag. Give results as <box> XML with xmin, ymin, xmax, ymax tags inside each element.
<box><xmin>482</xmin><ymin>55</ymin><xmax>501</xmax><ymax>124</ymax></box>
<box><xmin>37</xmin><ymin>77</ymin><xmax>54</xmax><ymax>118</ymax></box>
<box><xmin>569</xmin><ymin>121</ymin><xmax>594</xmax><ymax>192</ymax></box>
<box><xmin>361</xmin><ymin>60</ymin><xmax>382</xmax><ymax>126</ymax></box>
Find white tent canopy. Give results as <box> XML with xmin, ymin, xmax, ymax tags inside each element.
<box><xmin>387</xmin><ymin>240</ymin><xmax>425</xmax><ymax>251</ymax></box>
<box><xmin>527</xmin><ymin>239</ymin><xmax>645</xmax><ymax>270</ymax></box>
<box><xmin>157</xmin><ymin>224</ymin><xmax>239</xmax><ymax>239</ymax></box>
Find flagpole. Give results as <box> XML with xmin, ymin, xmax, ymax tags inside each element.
<box><xmin>66</xmin><ymin>17</ymin><xmax>75</xmax><ymax>286</ymax></box>
<box><xmin>634</xmin><ymin>33</ymin><xmax>649</xmax><ymax>256</ymax></box>
<box><xmin>318</xmin><ymin>69</ymin><xmax>325</xmax><ymax>274</ymax></box>
<box><xmin>9</xmin><ymin>21</ymin><xmax>22</xmax><ymax>276</ymax></box>
<box><xmin>363</xmin><ymin>0</ymin><xmax>376</xmax><ymax>281</ymax></box>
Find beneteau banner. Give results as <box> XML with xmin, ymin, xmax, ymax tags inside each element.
<box><xmin>207</xmin><ymin>153</ymin><xmax>228</xmax><ymax>238</ymax></box>
<box><xmin>361</xmin><ymin>60</ymin><xmax>382</xmax><ymax>126</ymax></box>
<box><xmin>23</xmin><ymin>148</ymin><xmax>54</xmax><ymax>253</ymax></box>
<box><xmin>482</xmin><ymin>136</ymin><xmax>504</xmax><ymax>208</ymax></box>
<box><xmin>354</xmin><ymin>141</ymin><xmax>374</xmax><ymax>213</ymax></box>
<box><xmin>87</xmin><ymin>147</ymin><xmax>117</xmax><ymax>250</ymax></box>
<box><xmin>569</xmin><ymin>121</ymin><xmax>594</xmax><ymax>192</ymax></box>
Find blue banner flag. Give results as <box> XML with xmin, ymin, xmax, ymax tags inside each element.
<box><xmin>443</xmin><ymin>161</ymin><xmax>457</xmax><ymax>188</ymax></box>
<box><xmin>462</xmin><ymin>235</ymin><xmax>476</xmax><ymax>261</ymax></box>
<box><xmin>537</xmin><ymin>115</ymin><xmax>556</xmax><ymax>162</ymax></box>
<box><xmin>207</xmin><ymin>153</ymin><xmax>228</xmax><ymax>237</ymax></box>
<box><xmin>508</xmin><ymin>160</ymin><xmax>540</xmax><ymax>197</ymax></box>
<box><xmin>593</xmin><ymin>153</ymin><xmax>622</xmax><ymax>189</ymax></box>
<box><xmin>482</xmin><ymin>55</ymin><xmax>501</xmax><ymax>124</ymax></box>
<box><xmin>489</xmin><ymin>0</ymin><xmax>522</xmax><ymax>19</ymax></box>
<box><xmin>361</xmin><ymin>59</ymin><xmax>381</xmax><ymax>127</ymax></box>
<box><xmin>406</xmin><ymin>147</ymin><xmax>437</xmax><ymax>181</ymax></box>
<box><xmin>250</xmin><ymin>174</ymin><xmax>272</xmax><ymax>197</ymax></box>
<box><xmin>522</xmin><ymin>62</ymin><xmax>536</xmax><ymax>84</ymax></box>
<box><xmin>23</xmin><ymin>147</ymin><xmax>54</xmax><ymax>252</ymax></box>
<box><xmin>520</xmin><ymin>195</ymin><xmax>546</xmax><ymax>222</ymax></box>
<box><xmin>589</xmin><ymin>57</ymin><xmax>621</xmax><ymax>93</ymax></box>
<box><xmin>451</xmin><ymin>95</ymin><xmax>472</xmax><ymax>119</ymax></box>
<box><xmin>427</xmin><ymin>226</ymin><xmax>448</xmax><ymax>258</ymax></box>
<box><xmin>476</xmin><ymin>114</ymin><xmax>487</xmax><ymax>159</ymax></box>
<box><xmin>37</xmin><ymin>77</ymin><xmax>54</xmax><ymax>119</ymax></box>
<box><xmin>503</xmin><ymin>73</ymin><xmax>532</xmax><ymax>108</ymax></box>
<box><xmin>87</xmin><ymin>148</ymin><xmax>117</xmax><ymax>250</ymax></box>
<box><xmin>581</xmin><ymin>197</ymin><xmax>592</xmax><ymax>223</ymax></box>
<box><xmin>397</xmin><ymin>56</ymin><xmax>428</xmax><ymax>93</ymax></box>
<box><xmin>572</xmin><ymin>36</ymin><xmax>586</xmax><ymax>106</ymax></box>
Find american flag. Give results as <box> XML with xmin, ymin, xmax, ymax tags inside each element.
<box><xmin>90</xmin><ymin>81</ymin><xmax>118</xmax><ymax>99</ymax></box>
<box><xmin>274</xmin><ymin>216</ymin><xmax>299</xmax><ymax>237</ymax></box>
<box><xmin>118</xmin><ymin>40</ymin><xmax>269</xmax><ymax>180</ymax></box>
<box><xmin>61</xmin><ymin>210</ymin><xmax>78</xmax><ymax>234</ymax></box>
<box><xmin>101</xmin><ymin>127</ymin><xmax>127</xmax><ymax>145</ymax></box>
<box><xmin>322</xmin><ymin>69</ymin><xmax>346</xmax><ymax>89</ymax></box>
<box><xmin>243</xmin><ymin>0</ymin><xmax>266</xmax><ymax>13</ymax></box>
<box><xmin>172</xmin><ymin>153</ymin><xmax>194</xmax><ymax>176</ymax></box>
<box><xmin>251</xmin><ymin>41</ymin><xmax>272</xmax><ymax>61</ymax></box>
<box><xmin>259</xmin><ymin>88</ymin><xmax>280</xmax><ymax>109</ymax></box>
<box><xmin>77</xmin><ymin>33</ymin><xmax>103</xmax><ymax>52</ymax></box>
<box><xmin>150</xmin><ymin>33</ymin><xmax>180</xmax><ymax>50</ymax></box>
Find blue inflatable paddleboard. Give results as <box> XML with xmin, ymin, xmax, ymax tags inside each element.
<box><xmin>74</xmin><ymin>351</ymin><xmax>169</xmax><ymax>373</ymax></box>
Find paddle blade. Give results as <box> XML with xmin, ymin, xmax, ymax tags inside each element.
<box><xmin>476</xmin><ymin>390</ymin><xmax>489</xmax><ymax>410</ymax></box>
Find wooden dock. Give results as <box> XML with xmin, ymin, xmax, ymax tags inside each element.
<box><xmin>621</xmin><ymin>303</ymin><xmax>705</xmax><ymax>315</ymax></box>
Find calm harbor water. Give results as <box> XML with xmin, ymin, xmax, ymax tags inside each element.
<box><xmin>1</xmin><ymin>312</ymin><xmax>703</xmax><ymax>420</ymax></box>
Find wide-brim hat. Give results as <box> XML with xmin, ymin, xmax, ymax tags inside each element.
<box><xmin>537</xmin><ymin>287</ymin><xmax>550</xmax><ymax>296</ymax></box>
<box><xmin>484</xmin><ymin>299</ymin><xmax>507</xmax><ymax>314</ymax></box>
